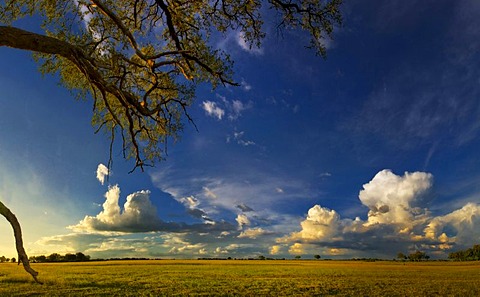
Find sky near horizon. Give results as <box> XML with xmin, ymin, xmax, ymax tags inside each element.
<box><xmin>1</xmin><ymin>1</ymin><xmax>480</xmax><ymax>260</ymax></box>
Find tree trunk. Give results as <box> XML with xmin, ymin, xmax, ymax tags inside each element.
<box><xmin>0</xmin><ymin>200</ymin><xmax>42</xmax><ymax>284</ymax></box>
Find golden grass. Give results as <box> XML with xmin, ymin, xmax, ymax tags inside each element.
<box><xmin>1</xmin><ymin>260</ymin><xmax>480</xmax><ymax>296</ymax></box>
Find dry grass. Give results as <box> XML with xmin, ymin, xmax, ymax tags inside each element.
<box><xmin>1</xmin><ymin>260</ymin><xmax>480</xmax><ymax>296</ymax></box>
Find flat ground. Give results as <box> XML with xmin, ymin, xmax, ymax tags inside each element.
<box><xmin>1</xmin><ymin>260</ymin><xmax>480</xmax><ymax>296</ymax></box>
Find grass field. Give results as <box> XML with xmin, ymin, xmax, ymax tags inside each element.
<box><xmin>1</xmin><ymin>260</ymin><xmax>480</xmax><ymax>296</ymax></box>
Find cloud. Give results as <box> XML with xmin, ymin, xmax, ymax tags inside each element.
<box><xmin>227</xmin><ymin>131</ymin><xmax>256</xmax><ymax>147</ymax></box>
<box><xmin>202</xmin><ymin>101</ymin><xmax>225</xmax><ymax>120</ymax></box>
<box><xmin>241</xmin><ymin>79</ymin><xmax>252</xmax><ymax>91</ymax></box>
<box><xmin>424</xmin><ymin>202</ymin><xmax>480</xmax><ymax>249</ymax></box>
<box><xmin>269</xmin><ymin>245</ymin><xmax>281</xmax><ymax>255</ymax></box>
<box><xmin>236</xmin><ymin>32</ymin><xmax>263</xmax><ymax>55</ymax></box>
<box><xmin>69</xmin><ymin>185</ymin><xmax>233</xmax><ymax>233</ymax></box>
<box><xmin>96</xmin><ymin>163</ymin><xmax>109</xmax><ymax>185</ymax></box>
<box><xmin>178</xmin><ymin>196</ymin><xmax>199</xmax><ymax>209</ymax></box>
<box><xmin>229</xmin><ymin>100</ymin><xmax>249</xmax><ymax>120</ymax></box>
<box><xmin>288</xmin><ymin>243</ymin><xmax>305</xmax><ymax>255</ymax></box>
<box><xmin>236</xmin><ymin>214</ymin><xmax>250</xmax><ymax>228</ymax></box>
<box><xmin>359</xmin><ymin>169</ymin><xmax>432</xmax><ymax>226</ymax></box>
<box><xmin>236</xmin><ymin>203</ymin><xmax>254</xmax><ymax>212</ymax></box>
<box><xmin>70</xmin><ymin>185</ymin><xmax>161</xmax><ymax>232</ymax></box>
<box><xmin>238</xmin><ymin>227</ymin><xmax>271</xmax><ymax>239</ymax></box>
<box><xmin>204</xmin><ymin>95</ymin><xmax>253</xmax><ymax>122</ymax></box>
<box><xmin>280</xmin><ymin>169</ymin><xmax>480</xmax><ymax>258</ymax></box>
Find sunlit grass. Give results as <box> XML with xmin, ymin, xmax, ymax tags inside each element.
<box><xmin>1</xmin><ymin>260</ymin><xmax>480</xmax><ymax>296</ymax></box>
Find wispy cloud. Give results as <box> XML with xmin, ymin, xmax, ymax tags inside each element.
<box><xmin>202</xmin><ymin>96</ymin><xmax>252</xmax><ymax>121</ymax></box>
<box><xmin>202</xmin><ymin>101</ymin><xmax>225</xmax><ymax>120</ymax></box>
<box><xmin>235</xmin><ymin>32</ymin><xmax>264</xmax><ymax>55</ymax></box>
<box><xmin>227</xmin><ymin>131</ymin><xmax>256</xmax><ymax>147</ymax></box>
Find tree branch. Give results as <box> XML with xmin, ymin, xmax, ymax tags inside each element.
<box><xmin>0</xmin><ymin>200</ymin><xmax>42</xmax><ymax>284</ymax></box>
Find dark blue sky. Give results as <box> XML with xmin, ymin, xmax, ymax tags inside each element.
<box><xmin>1</xmin><ymin>0</ymin><xmax>480</xmax><ymax>259</ymax></box>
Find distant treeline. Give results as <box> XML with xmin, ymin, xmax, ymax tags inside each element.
<box><xmin>448</xmin><ymin>244</ymin><xmax>480</xmax><ymax>261</ymax></box>
<box><xmin>29</xmin><ymin>252</ymin><xmax>90</xmax><ymax>263</ymax></box>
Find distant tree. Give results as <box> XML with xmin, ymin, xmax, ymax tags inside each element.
<box><xmin>47</xmin><ymin>253</ymin><xmax>62</xmax><ymax>262</ymax></box>
<box><xmin>0</xmin><ymin>0</ymin><xmax>342</xmax><ymax>283</ymax></box>
<box><xmin>11</xmin><ymin>257</ymin><xmax>16</xmax><ymax>263</ymax></box>
<box><xmin>0</xmin><ymin>256</ymin><xmax>6</xmax><ymax>263</ymax></box>
<box><xmin>295</xmin><ymin>255</ymin><xmax>302</xmax><ymax>260</ymax></box>
<box><xmin>408</xmin><ymin>251</ymin><xmax>428</xmax><ymax>262</ymax></box>
<box><xmin>64</xmin><ymin>253</ymin><xmax>77</xmax><ymax>262</ymax></box>
<box><xmin>36</xmin><ymin>255</ymin><xmax>47</xmax><ymax>263</ymax></box>
<box><xmin>314</xmin><ymin>255</ymin><xmax>321</xmax><ymax>260</ymax></box>
<box><xmin>258</xmin><ymin>255</ymin><xmax>266</xmax><ymax>260</ymax></box>
<box><xmin>75</xmin><ymin>252</ymin><xmax>90</xmax><ymax>262</ymax></box>
<box><xmin>448</xmin><ymin>244</ymin><xmax>480</xmax><ymax>261</ymax></box>
<box><xmin>396</xmin><ymin>252</ymin><xmax>407</xmax><ymax>260</ymax></box>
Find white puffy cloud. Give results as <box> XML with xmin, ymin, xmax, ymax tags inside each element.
<box><xmin>287</xmin><ymin>205</ymin><xmax>342</xmax><ymax>242</ymax></box>
<box><xmin>96</xmin><ymin>163</ymin><xmax>109</xmax><ymax>185</ymax></box>
<box><xmin>280</xmin><ymin>169</ymin><xmax>480</xmax><ymax>258</ymax></box>
<box><xmin>71</xmin><ymin>185</ymin><xmax>161</xmax><ymax>232</ymax></box>
<box><xmin>238</xmin><ymin>227</ymin><xmax>271</xmax><ymax>239</ymax></box>
<box><xmin>202</xmin><ymin>101</ymin><xmax>225</xmax><ymax>120</ymax></box>
<box><xmin>269</xmin><ymin>245</ymin><xmax>281</xmax><ymax>255</ymax></box>
<box><xmin>69</xmin><ymin>184</ymin><xmax>234</xmax><ymax>234</ymax></box>
<box><xmin>424</xmin><ymin>202</ymin><xmax>480</xmax><ymax>248</ymax></box>
<box><xmin>236</xmin><ymin>214</ymin><xmax>250</xmax><ymax>228</ymax></box>
<box><xmin>359</xmin><ymin>169</ymin><xmax>433</xmax><ymax>226</ymax></box>
<box><xmin>288</xmin><ymin>243</ymin><xmax>305</xmax><ymax>255</ymax></box>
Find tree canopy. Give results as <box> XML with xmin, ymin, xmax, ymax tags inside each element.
<box><xmin>0</xmin><ymin>0</ymin><xmax>342</xmax><ymax>283</ymax></box>
<box><xmin>1</xmin><ymin>0</ymin><xmax>341</xmax><ymax>172</ymax></box>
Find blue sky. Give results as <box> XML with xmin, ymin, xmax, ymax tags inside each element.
<box><xmin>1</xmin><ymin>0</ymin><xmax>480</xmax><ymax>259</ymax></box>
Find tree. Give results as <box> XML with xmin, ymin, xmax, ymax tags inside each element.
<box><xmin>47</xmin><ymin>253</ymin><xmax>62</xmax><ymax>262</ymax></box>
<box><xmin>64</xmin><ymin>253</ymin><xmax>77</xmax><ymax>262</ymax></box>
<box><xmin>294</xmin><ymin>255</ymin><xmax>301</xmax><ymax>259</ymax></box>
<box><xmin>448</xmin><ymin>244</ymin><xmax>480</xmax><ymax>261</ymax></box>
<box><xmin>0</xmin><ymin>0</ymin><xmax>342</xmax><ymax>282</ymax></box>
<box><xmin>314</xmin><ymin>254</ymin><xmax>321</xmax><ymax>260</ymax></box>
<box><xmin>408</xmin><ymin>251</ymin><xmax>428</xmax><ymax>262</ymax></box>
<box><xmin>396</xmin><ymin>252</ymin><xmax>406</xmax><ymax>260</ymax></box>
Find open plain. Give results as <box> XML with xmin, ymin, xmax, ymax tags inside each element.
<box><xmin>1</xmin><ymin>260</ymin><xmax>480</xmax><ymax>296</ymax></box>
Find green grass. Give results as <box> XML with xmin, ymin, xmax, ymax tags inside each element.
<box><xmin>1</xmin><ymin>260</ymin><xmax>480</xmax><ymax>296</ymax></box>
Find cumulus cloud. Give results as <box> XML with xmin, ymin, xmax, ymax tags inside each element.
<box><xmin>281</xmin><ymin>169</ymin><xmax>480</xmax><ymax>258</ymax></box>
<box><xmin>236</xmin><ymin>214</ymin><xmax>250</xmax><ymax>228</ymax></box>
<box><xmin>96</xmin><ymin>163</ymin><xmax>109</xmax><ymax>185</ymax></box>
<box><xmin>238</xmin><ymin>227</ymin><xmax>271</xmax><ymax>239</ymax></box>
<box><xmin>359</xmin><ymin>169</ymin><xmax>433</xmax><ymax>226</ymax></box>
<box><xmin>287</xmin><ymin>205</ymin><xmax>342</xmax><ymax>242</ymax></box>
<box><xmin>70</xmin><ymin>185</ymin><xmax>161</xmax><ymax>232</ymax></box>
<box><xmin>424</xmin><ymin>202</ymin><xmax>480</xmax><ymax>249</ymax></box>
<box><xmin>202</xmin><ymin>101</ymin><xmax>225</xmax><ymax>120</ymax></box>
<box><xmin>70</xmin><ymin>185</ymin><xmax>233</xmax><ymax>233</ymax></box>
<box><xmin>269</xmin><ymin>245</ymin><xmax>281</xmax><ymax>255</ymax></box>
<box><xmin>289</xmin><ymin>243</ymin><xmax>305</xmax><ymax>255</ymax></box>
